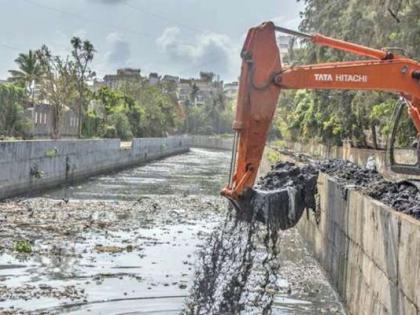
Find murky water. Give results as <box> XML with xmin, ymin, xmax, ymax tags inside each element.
<box><xmin>0</xmin><ymin>148</ymin><xmax>345</xmax><ymax>314</ymax></box>
<box><xmin>47</xmin><ymin>148</ymin><xmax>228</xmax><ymax>200</ymax></box>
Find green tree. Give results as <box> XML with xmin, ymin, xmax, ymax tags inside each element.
<box><xmin>120</xmin><ymin>82</ymin><xmax>181</xmax><ymax>137</ymax></box>
<box><xmin>275</xmin><ymin>0</ymin><xmax>420</xmax><ymax>147</ymax></box>
<box><xmin>88</xmin><ymin>86</ymin><xmax>136</xmax><ymax>140</ymax></box>
<box><xmin>70</xmin><ymin>37</ymin><xmax>95</xmax><ymax>137</ymax></box>
<box><xmin>0</xmin><ymin>84</ymin><xmax>30</xmax><ymax>137</ymax></box>
<box><xmin>37</xmin><ymin>45</ymin><xmax>77</xmax><ymax>139</ymax></box>
<box><xmin>106</xmin><ymin>111</ymin><xmax>133</xmax><ymax>140</ymax></box>
<box><xmin>8</xmin><ymin>50</ymin><xmax>43</xmax><ymax>107</ymax></box>
<box><xmin>136</xmin><ymin>85</ymin><xmax>178</xmax><ymax>136</ymax></box>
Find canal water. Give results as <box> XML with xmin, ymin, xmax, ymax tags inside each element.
<box><xmin>0</xmin><ymin>148</ymin><xmax>345</xmax><ymax>314</ymax></box>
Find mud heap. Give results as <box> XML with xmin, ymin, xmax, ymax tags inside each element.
<box><xmin>318</xmin><ymin>159</ymin><xmax>420</xmax><ymax>219</ymax></box>
<box><xmin>254</xmin><ymin>159</ymin><xmax>420</xmax><ymax>220</ymax></box>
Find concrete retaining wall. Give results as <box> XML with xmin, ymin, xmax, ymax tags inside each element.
<box><xmin>297</xmin><ymin>173</ymin><xmax>420</xmax><ymax>315</ymax></box>
<box><xmin>0</xmin><ymin>136</ymin><xmax>191</xmax><ymax>200</ymax></box>
<box><xmin>191</xmin><ymin>135</ymin><xmax>233</xmax><ymax>150</ymax></box>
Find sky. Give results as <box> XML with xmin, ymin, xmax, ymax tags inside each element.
<box><xmin>0</xmin><ymin>0</ymin><xmax>304</xmax><ymax>82</ymax></box>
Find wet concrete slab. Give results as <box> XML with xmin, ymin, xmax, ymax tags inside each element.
<box><xmin>0</xmin><ymin>148</ymin><xmax>345</xmax><ymax>314</ymax></box>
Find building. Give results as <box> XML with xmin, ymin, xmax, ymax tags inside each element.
<box><xmin>24</xmin><ymin>104</ymin><xmax>79</xmax><ymax>138</ymax></box>
<box><xmin>103</xmin><ymin>68</ymin><xmax>142</xmax><ymax>89</ymax></box>
<box><xmin>161</xmin><ymin>74</ymin><xmax>180</xmax><ymax>84</ymax></box>
<box><xmin>177</xmin><ymin>78</ymin><xmax>192</xmax><ymax>104</ymax></box>
<box><xmin>175</xmin><ymin>72</ymin><xmax>223</xmax><ymax>107</ymax></box>
<box><xmin>91</xmin><ymin>79</ymin><xmax>107</xmax><ymax>92</ymax></box>
<box><xmin>96</xmin><ymin>68</ymin><xmax>225</xmax><ymax>108</ymax></box>
<box><xmin>224</xmin><ymin>82</ymin><xmax>239</xmax><ymax>102</ymax></box>
<box><xmin>193</xmin><ymin>72</ymin><xmax>223</xmax><ymax>106</ymax></box>
<box><xmin>148</xmin><ymin>72</ymin><xmax>160</xmax><ymax>85</ymax></box>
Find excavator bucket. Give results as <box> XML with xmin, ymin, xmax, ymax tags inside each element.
<box><xmin>231</xmin><ymin>162</ymin><xmax>318</xmax><ymax>230</ymax></box>
<box><xmin>233</xmin><ymin>188</ymin><xmax>306</xmax><ymax>229</ymax></box>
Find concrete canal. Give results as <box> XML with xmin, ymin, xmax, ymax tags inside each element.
<box><xmin>0</xmin><ymin>148</ymin><xmax>344</xmax><ymax>314</ymax></box>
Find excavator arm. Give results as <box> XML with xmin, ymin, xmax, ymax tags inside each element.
<box><xmin>221</xmin><ymin>22</ymin><xmax>420</xmax><ymax>216</ymax></box>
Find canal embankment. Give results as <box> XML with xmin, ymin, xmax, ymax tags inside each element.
<box><xmin>266</xmin><ymin>144</ymin><xmax>420</xmax><ymax>315</ymax></box>
<box><xmin>296</xmin><ymin>172</ymin><xmax>420</xmax><ymax>315</ymax></box>
<box><xmin>0</xmin><ymin>136</ymin><xmax>191</xmax><ymax>200</ymax></box>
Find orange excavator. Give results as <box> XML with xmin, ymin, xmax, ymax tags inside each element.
<box><xmin>221</xmin><ymin>22</ymin><xmax>420</xmax><ymax>223</ymax></box>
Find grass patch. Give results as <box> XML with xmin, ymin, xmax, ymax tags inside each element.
<box><xmin>266</xmin><ymin>148</ymin><xmax>281</xmax><ymax>164</ymax></box>
<box><xmin>14</xmin><ymin>240</ymin><xmax>32</xmax><ymax>253</ymax></box>
<box><xmin>45</xmin><ymin>148</ymin><xmax>58</xmax><ymax>158</ymax></box>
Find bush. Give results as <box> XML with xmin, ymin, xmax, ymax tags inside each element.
<box><xmin>108</xmin><ymin>112</ymin><xmax>133</xmax><ymax>140</ymax></box>
<box><xmin>103</xmin><ymin>125</ymin><xmax>117</xmax><ymax>138</ymax></box>
<box><xmin>0</xmin><ymin>84</ymin><xmax>30</xmax><ymax>137</ymax></box>
<box><xmin>82</xmin><ymin>111</ymin><xmax>102</xmax><ymax>138</ymax></box>
<box><xmin>14</xmin><ymin>240</ymin><xmax>32</xmax><ymax>253</ymax></box>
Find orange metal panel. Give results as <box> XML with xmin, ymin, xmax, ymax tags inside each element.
<box><xmin>222</xmin><ymin>22</ymin><xmax>420</xmax><ymax>203</ymax></box>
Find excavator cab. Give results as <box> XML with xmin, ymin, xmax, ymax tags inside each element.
<box><xmin>221</xmin><ymin>22</ymin><xmax>420</xmax><ymax>227</ymax></box>
<box><xmin>387</xmin><ymin>99</ymin><xmax>420</xmax><ymax>177</ymax></box>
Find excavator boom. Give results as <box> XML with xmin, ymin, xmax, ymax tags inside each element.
<box><xmin>222</xmin><ymin>22</ymin><xmax>420</xmax><ymax>223</ymax></box>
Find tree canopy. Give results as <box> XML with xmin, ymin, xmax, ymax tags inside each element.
<box><xmin>275</xmin><ymin>0</ymin><xmax>419</xmax><ymax>148</ymax></box>
<box><xmin>0</xmin><ymin>84</ymin><xmax>29</xmax><ymax>138</ymax></box>
<box><xmin>4</xmin><ymin>37</ymin><xmax>233</xmax><ymax>139</ymax></box>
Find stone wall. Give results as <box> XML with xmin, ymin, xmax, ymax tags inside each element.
<box><xmin>297</xmin><ymin>173</ymin><xmax>420</xmax><ymax>315</ymax></box>
<box><xmin>0</xmin><ymin>136</ymin><xmax>191</xmax><ymax>200</ymax></box>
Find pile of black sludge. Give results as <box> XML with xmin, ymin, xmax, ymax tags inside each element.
<box><xmin>318</xmin><ymin>159</ymin><xmax>420</xmax><ymax>219</ymax></box>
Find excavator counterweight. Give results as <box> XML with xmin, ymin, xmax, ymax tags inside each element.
<box><xmin>222</xmin><ymin>22</ymin><xmax>420</xmax><ymax>227</ymax></box>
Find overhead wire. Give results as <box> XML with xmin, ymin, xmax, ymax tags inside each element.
<box><xmin>5</xmin><ymin>0</ymin><xmax>231</xmax><ymax>79</ymax></box>
<box><xmin>21</xmin><ymin>0</ymin><xmax>155</xmax><ymax>39</ymax></box>
<box><xmin>122</xmin><ymin>2</ymin><xmax>208</xmax><ymax>35</ymax></box>
<box><xmin>0</xmin><ymin>42</ymin><xmax>23</xmax><ymax>52</ymax></box>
